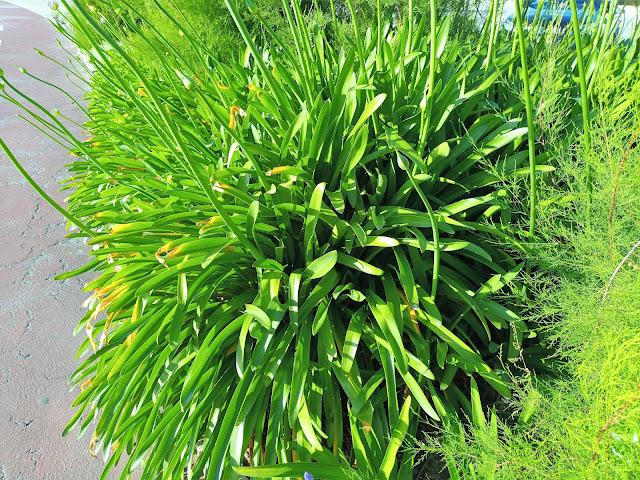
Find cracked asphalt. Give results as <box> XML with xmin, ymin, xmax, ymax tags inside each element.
<box><xmin>0</xmin><ymin>2</ymin><xmax>112</xmax><ymax>479</ymax></box>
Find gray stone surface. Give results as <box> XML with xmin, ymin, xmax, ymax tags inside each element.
<box><xmin>0</xmin><ymin>2</ymin><xmax>111</xmax><ymax>478</ymax></box>
<box><xmin>0</xmin><ymin>0</ymin><xmax>51</xmax><ymax>19</ymax></box>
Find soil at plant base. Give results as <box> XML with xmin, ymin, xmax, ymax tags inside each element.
<box><xmin>0</xmin><ymin>2</ymin><xmax>130</xmax><ymax>478</ymax></box>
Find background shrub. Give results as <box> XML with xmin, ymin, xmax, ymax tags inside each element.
<box><xmin>78</xmin><ymin>0</ymin><xmax>482</xmax><ymax>70</ymax></box>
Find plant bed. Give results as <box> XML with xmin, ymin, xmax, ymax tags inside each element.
<box><xmin>1</xmin><ymin>0</ymin><xmax>639</xmax><ymax>478</ymax></box>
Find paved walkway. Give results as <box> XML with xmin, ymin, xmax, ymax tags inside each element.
<box><xmin>0</xmin><ymin>0</ymin><xmax>49</xmax><ymax>18</ymax></box>
<box><xmin>0</xmin><ymin>2</ymin><xmax>108</xmax><ymax>479</ymax></box>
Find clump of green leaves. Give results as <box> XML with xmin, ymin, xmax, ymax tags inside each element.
<box><xmin>0</xmin><ymin>0</ymin><xmax>554</xmax><ymax>476</ymax></box>
<box><xmin>12</xmin><ymin>0</ymin><xmax>640</xmax><ymax>477</ymax></box>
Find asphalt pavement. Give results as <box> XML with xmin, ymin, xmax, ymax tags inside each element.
<box><xmin>0</xmin><ymin>2</ymin><xmax>110</xmax><ymax>478</ymax></box>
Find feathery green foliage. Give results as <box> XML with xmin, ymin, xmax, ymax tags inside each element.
<box><xmin>415</xmin><ymin>12</ymin><xmax>640</xmax><ymax>479</ymax></box>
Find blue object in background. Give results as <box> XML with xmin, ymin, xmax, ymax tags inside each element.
<box><xmin>523</xmin><ymin>0</ymin><xmax>603</xmax><ymax>27</ymax></box>
<box><xmin>304</xmin><ymin>473</ymin><xmax>314</xmax><ymax>480</ymax></box>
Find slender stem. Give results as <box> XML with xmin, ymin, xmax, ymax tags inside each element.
<box><xmin>377</xmin><ymin>0</ymin><xmax>382</xmax><ymax>54</ymax></box>
<box><xmin>477</xmin><ymin>0</ymin><xmax>495</xmax><ymax>53</ymax></box>
<box><xmin>344</xmin><ymin>0</ymin><xmax>366</xmax><ymax>76</ymax></box>
<box><xmin>410</xmin><ymin>172</ymin><xmax>440</xmax><ymax>299</ymax></box>
<box><xmin>594</xmin><ymin>0</ymin><xmax>608</xmax><ymax>40</ymax></box>
<box><xmin>507</xmin><ymin>22</ymin><xmax>518</xmax><ymax>78</ymax></box>
<box><xmin>486</xmin><ymin>0</ymin><xmax>499</xmax><ymax>72</ymax></box>
<box><xmin>429</xmin><ymin>0</ymin><xmax>437</xmax><ymax>108</ymax></box>
<box><xmin>568</xmin><ymin>0</ymin><xmax>593</xmax><ymax>218</ymax></box>
<box><xmin>496</xmin><ymin>0</ymin><xmax>506</xmax><ymax>56</ymax></box>
<box><xmin>512</xmin><ymin>0</ymin><xmax>537</xmax><ymax>236</ymax></box>
<box><xmin>2</xmin><ymin>78</ymin><xmax>111</xmax><ymax>176</ymax></box>
<box><xmin>289</xmin><ymin>0</ymin><xmax>316</xmax><ymax>84</ymax></box>
<box><xmin>482</xmin><ymin>0</ymin><xmax>499</xmax><ymax>105</ymax></box>
<box><xmin>588</xmin><ymin>0</ymin><xmax>618</xmax><ymax>97</ymax></box>
<box><xmin>401</xmin><ymin>154</ymin><xmax>440</xmax><ymax>299</ymax></box>
<box><xmin>17</xmin><ymin>114</ymin><xmax>76</xmax><ymax>150</ymax></box>
<box><xmin>0</xmin><ymin>138</ymin><xmax>95</xmax><ymax>237</ymax></box>
<box><xmin>329</xmin><ymin>0</ymin><xmax>339</xmax><ymax>38</ymax></box>
<box><xmin>407</xmin><ymin>0</ymin><xmax>414</xmax><ymax>53</ymax></box>
<box><xmin>602</xmin><ymin>239</ymin><xmax>640</xmax><ymax>306</ymax></box>
<box><xmin>344</xmin><ymin>0</ymin><xmax>381</xmax><ymax>135</ymax></box>
<box><xmin>281</xmin><ymin>0</ymin><xmax>310</xmax><ymax>81</ymax></box>
<box><xmin>418</xmin><ymin>0</ymin><xmax>438</xmax><ymax>153</ymax></box>
<box><xmin>23</xmin><ymin>70</ymin><xmax>91</xmax><ymax>117</ymax></box>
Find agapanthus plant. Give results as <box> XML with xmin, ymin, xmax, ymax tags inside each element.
<box><xmin>0</xmin><ymin>0</ymin><xmax>559</xmax><ymax>477</ymax></box>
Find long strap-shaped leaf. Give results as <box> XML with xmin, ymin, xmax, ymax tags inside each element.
<box><xmin>376</xmin><ymin>396</ymin><xmax>412</xmax><ymax>480</ymax></box>
<box><xmin>0</xmin><ymin>138</ymin><xmax>95</xmax><ymax>237</ymax></box>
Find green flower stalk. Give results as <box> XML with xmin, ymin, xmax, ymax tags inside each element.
<box><xmin>568</xmin><ymin>0</ymin><xmax>593</xmax><ymax>216</ymax></box>
<box><xmin>512</xmin><ymin>0</ymin><xmax>538</xmax><ymax>236</ymax></box>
